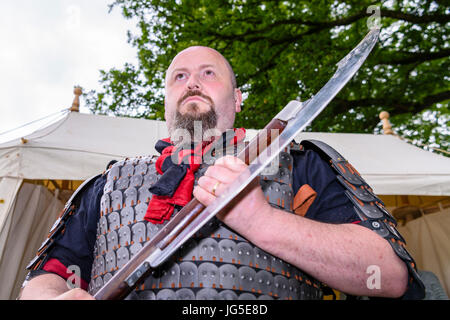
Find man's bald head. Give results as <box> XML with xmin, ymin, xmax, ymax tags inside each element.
<box><xmin>166</xmin><ymin>46</ymin><xmax>237</xmax><ymax>89</ymax></box>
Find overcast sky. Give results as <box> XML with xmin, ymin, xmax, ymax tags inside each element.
<box><xmin>0</xmin><ymin>0</ymin><xmax>139</xmax><ymax>142</ymax></box>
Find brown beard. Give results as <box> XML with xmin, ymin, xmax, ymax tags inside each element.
<box><xmin>170</xmin><ymin>90</ymin><xmax>218</xmax><ymax>144</ymax></box>
<box><xmin>172</xmin><ymin>106</ymin><xmax>218</xmax><ymax>144</ymax></box>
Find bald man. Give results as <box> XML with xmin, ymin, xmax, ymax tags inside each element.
<box><xmin>20</xmin><ymin>46</ymin><xmax>424</xmax><ymax>300</ymax></box>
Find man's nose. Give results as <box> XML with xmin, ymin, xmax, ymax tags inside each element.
<box><xmin>186</xmin><ymin>74</ymin><xmax>201</xmax><ymax>90</ymax></box>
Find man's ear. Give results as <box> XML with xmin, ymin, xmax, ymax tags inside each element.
<box><xmin>234</xmin><ymin>88</ymin><xmax>242</xmax><ymax>113</ymax></box>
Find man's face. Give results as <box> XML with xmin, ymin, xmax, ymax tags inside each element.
<box><xmin>164</xmin><ymin>46</ymin><xmax>242</xmax><ymax>142</ymax></box>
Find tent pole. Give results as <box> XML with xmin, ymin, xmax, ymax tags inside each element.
<box><xmin>379</xmin><ymin>111</ymin><xmax>393</xmax><ymax>135</ymax></box>
<box><xmin>69</xmin><ymin>87</ymin><xmax>82</xmax><ymax>112</ymax></box>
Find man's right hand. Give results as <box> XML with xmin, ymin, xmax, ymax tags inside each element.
<box><xmin>19</xmin><ymin>273</ymin><xmax>95</xmax><ymax>300</ymax></box>
<box><xmin>51</xmin><ymin>288</ymin><xmax>95</xmax><ymax>300</ymax></box>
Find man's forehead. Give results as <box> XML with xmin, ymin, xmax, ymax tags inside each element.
<box><xmin>168</xmin><ymin>46</ymin><xmax>227</xmax><ymax>72</ymax></box>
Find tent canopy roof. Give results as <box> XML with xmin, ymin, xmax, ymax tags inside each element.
<box><xmin>1</xmin><ymin>111</ymin><xmax>449</xmax><ymax>196</ymax></box>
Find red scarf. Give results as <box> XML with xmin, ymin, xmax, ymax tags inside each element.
<box><xmin>144</xmin><ymin>128</ymin><xmax>246</xmax><ymax>224</ymax></box>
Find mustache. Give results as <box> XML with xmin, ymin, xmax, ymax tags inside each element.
<box><xmin>177</xmin><ymin>90</ymin><xmax>213</xmax><ymax>107</ymax></box>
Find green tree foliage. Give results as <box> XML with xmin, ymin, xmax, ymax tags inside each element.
<box><xmin>85</xmin><ymin>0</ymin><xmax>449</xmax><ymax>155</ymax></box>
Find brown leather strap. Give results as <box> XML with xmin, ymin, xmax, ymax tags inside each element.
<box><xmin>293</xmin><ymin>184</ymin><xmax>317</xmax><ymax>217</ymax></box>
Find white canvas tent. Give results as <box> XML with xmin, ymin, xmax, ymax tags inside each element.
<box><xmin>1</xmin><ymin>110</ymin><xmax>449</xmax><ymax>299</ymax></box>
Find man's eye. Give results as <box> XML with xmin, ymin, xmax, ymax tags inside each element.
<box><xmin>204</xmin><ymin>70</ymin><xmax>215</xmax><ymax>77</ymax></box>
<box><xmin>175</xmin><ymin>73</ymin><xmax>186</xmax><ymax>80</ymax></box>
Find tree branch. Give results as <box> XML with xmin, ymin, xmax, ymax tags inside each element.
<box><xmin>376</xmin><ymin>48</ymin><xmax>450</xmax><ymax>65</ymax></box>
<box><xmin>333</xmin><ymin>90</ymin><xmax>450</xmax><ymax>114</ymax></box>
<box><xmin>420</xmin><ymin>90</ymin><xmax>450</xmax><ymax>109</ymax></box>
<box><xmin>380</xmin><ymin>8</ymin><xmax>450</xmax><ymax>24</ymax></box>
<box><xmin>241</xmin><ymin>45</ymin><xmax>287</xmax><ymax>82</ymax></box>
<box><xmin>203</xmin><ymin>6</ymin><xmax>450</xmax><ymax>43</ymax></box>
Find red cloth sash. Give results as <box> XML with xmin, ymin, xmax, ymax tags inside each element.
<box><xmin>144</xmin><ymin>128</ymin><xmax>246</xmax><ymax>224</ymax></box>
